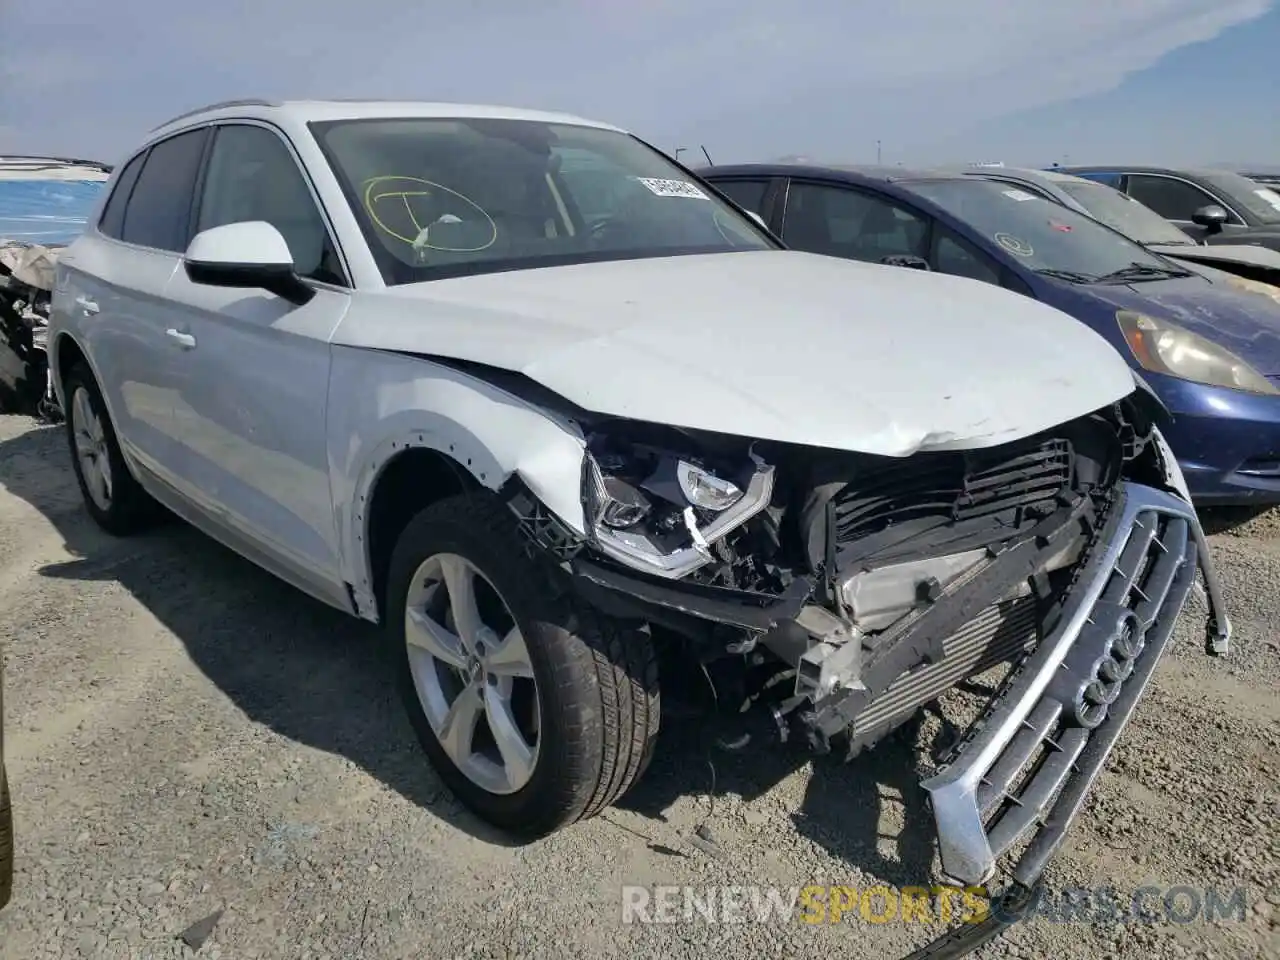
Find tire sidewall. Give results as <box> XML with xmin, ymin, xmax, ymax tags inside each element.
<box><xmin>62</xmin><ymin>365</ymin><xmax>148</xmax><ymax>534</ymax></box>
<box><xmin>385</xmin><ymin>499</ymin><xmax>603</xmax><ymax>833</ymax></box>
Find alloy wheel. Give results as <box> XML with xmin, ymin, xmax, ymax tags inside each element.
<box><xmin>403</xmin><ymin>553</ymin><xmax>541</xmax><ymax>795</ymax></box>
<box><xmin>71</xmin><ymin>386</ymin><xmax>113</xmax><ymax>512</ymax></box>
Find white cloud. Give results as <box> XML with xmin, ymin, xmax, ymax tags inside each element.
<box><xmin>0</xmin><ymin>0</ymin><xmax>1272</xmax><ymax>161</ymax></box>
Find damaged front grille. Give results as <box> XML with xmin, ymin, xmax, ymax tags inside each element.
<box><xmin>919</xmin><ymin>483</ymin><xmax>1201</xmax><ymax>888</ymax></box>
<box><xmin>832</xmin><ymin>437</ymin><xmax>1073</xmax><ymax>548</ymax></box>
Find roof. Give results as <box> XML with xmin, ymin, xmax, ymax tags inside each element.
<box><xmin>147</xmin><ymin>98</ymin><xmax>623</xmax><ymax>140</ymax></box>
<box><xmin>1056</xmin><ymin>164</ymin><xmax>1240</xmax><ymax>179</ymax></box>
<box><xmin>954</xmin><ymin>165</ymin><xmax>1097</xmax><ymax>187</ymax></box>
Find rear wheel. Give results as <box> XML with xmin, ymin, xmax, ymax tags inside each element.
<box><xmin>385</xmin><ymin>493</ymin><xmax>660</xmax><ymax>836</ymax></box>
<box><xmin>62</xmin><ymin>363</ymin><xmax>161</xmax><ymax>536</ymax></box>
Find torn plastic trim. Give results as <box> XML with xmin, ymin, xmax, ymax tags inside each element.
<box><xmin>571</xmin><ymin>555</ymin><xmax>813</xmax><ymax>633</ymax></box>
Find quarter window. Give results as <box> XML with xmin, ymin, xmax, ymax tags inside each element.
<box><xmin>195</xmin><ymin>124</ymin><xmax>345</xmax><ymax>285</ymax></box>
<box><xmin>782</xmin><ymin>182</ymin><xmax>928</xmax><ymax>262</ymax></box>
<box><xmin>98</xmin><ymin>151</ymin><xmax>146</xmax><ymax>240</ymax></box>
<box><xmin>119</xmin><ymin>128</ymin><xmax>209</xmax><ymax>251</ymax></box>
<box><xmin>711</xmin><ymin>179</ymin><xmax>771</xmax><ymax>216</ymax></box>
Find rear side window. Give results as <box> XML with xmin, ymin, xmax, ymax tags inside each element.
<box><xmin>97</xmin><ymin>151</ymin><xmax>146</xmax><ymax>240</ymax></box>
<box><xmin>120</xmin><ymin>128</ymin><xmax>210</xmax><ymax>251</ymax></box>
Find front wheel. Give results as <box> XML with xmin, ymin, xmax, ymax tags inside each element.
<box><xmin>0</xmin><ymin>763</ymin><xmax>12</xmax><ymax>910</ymax></box>
<box><xmin>385</xmin><ymin>493</ymin><xmax>660</xmax><ymax>836</ymax></box>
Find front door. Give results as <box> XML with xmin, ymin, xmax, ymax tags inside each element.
<box><xmin>161</xmin><ymin>121</ymin><xmax>351</xmax><ymax>602</ymax></box>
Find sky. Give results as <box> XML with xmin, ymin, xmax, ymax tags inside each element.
<box><xmin>2</xmin><ymin>0</ymin><xmax>1278</xmax><ymax>170</ymax></box>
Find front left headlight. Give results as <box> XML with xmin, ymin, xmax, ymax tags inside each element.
<box><xmin>1116</xmin><ymin>310</ymin><xmax>1279</xmax><ymax>395</ymax></box>
<box><xmin>581</xmin><ymin>438</ymin><xmax>774</xmax><ymax>579</ymax></box>
<box><xmin>1221</xmin><ymin>272</ymin><xmax>1280</xmax><ymax>306</ymax></box>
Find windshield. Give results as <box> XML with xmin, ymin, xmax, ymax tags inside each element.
<box><xmin>1201</xmin><ymin>171</ymin><xmax>1280</xmax><ymax>225</ymax></box>
<box><xmin>309</xmin><ymin>117</ymin><xmax>776</xmax><ymax>284</ymax></box>
<box><xmin>1056</xmin><ymin>180</ymin><xmax>1194</xmax><ymax>246</ymax></box>
<box><xmin>0</xmin><ymin>176</ymin><xmax>107</xmax><ymax>246</ymax></box>
<box><xmin>906</xmin><ymin>179</ymin><xmax>1183</xmax><ymax>282</ymax></box>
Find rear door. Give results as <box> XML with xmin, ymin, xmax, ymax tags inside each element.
<box><xmin>54</xmin><ymin>127</ymin><xmax>210</xmax><ymax>483</ymax></box>
<box><xmin>159</xmin><ymin>121</ymin><xmax>351</xmax><ymax>602</ymax></box>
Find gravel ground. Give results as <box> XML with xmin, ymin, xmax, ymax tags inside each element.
<box><xmin>0</xmin><ymin>412</ymin><xmax>1276</xmax><ymax>960</ymax></box>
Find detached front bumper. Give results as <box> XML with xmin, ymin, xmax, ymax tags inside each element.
<box><xmin>921</xmin><ymin>481</ymin><xmax>1230</xmax><ymax>891</ymax></box>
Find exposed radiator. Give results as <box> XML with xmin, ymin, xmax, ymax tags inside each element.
<box><xmin>845</xmin><ymin>593</ymin><xmax>1040</xmax><ymax>755</ymax></box>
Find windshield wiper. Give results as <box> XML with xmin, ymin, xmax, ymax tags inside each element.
<box><xmin>1094</xmin><ymin>261</ymin><xmax>1194</xmax><ymax>283</ymax></box>
<box><xmin>1033</xmin><ymin>267</ymin><xmax>1099</xmax><ymax>284</ymax></box>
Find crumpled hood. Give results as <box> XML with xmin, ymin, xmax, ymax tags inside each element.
<box><xmin>1082</xmin><ymin>276</ymin><xmax>1280</xmax><ymax>376</ymax></box>
<box><xmin>338</xmin><ymin>250</ymin><xmax>1137</xmax><ymax>457</ymax></box>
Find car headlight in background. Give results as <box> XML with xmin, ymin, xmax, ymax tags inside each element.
<box><xmin>1116</xmin><ymin>310</ymin><xmax>1279</xmax><ymax>395</ymax></box>
<box><xmin>581</xmin><ymin>436</ymin><xmax>774</xmax><ymax>579</ymax></box>
<box><xmin>1221</xmin><ymin>273</ymin><xmax>1280</xmax><ymax>306</ymax></box>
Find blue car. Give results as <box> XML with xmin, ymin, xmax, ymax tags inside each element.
<box><xmin>698</xmin><ymin>163</ymin><xmax>1280</xmax><ymax>506</ymax></box>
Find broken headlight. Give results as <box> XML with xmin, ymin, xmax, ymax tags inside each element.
<box><xmin>580</xmin><ymin>434</ymin><xmax>774</xmax><ymax>579</ymax></box>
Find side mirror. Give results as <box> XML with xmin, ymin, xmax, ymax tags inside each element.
<box><xmin>880</xmin><ymin>254</ymin><xmax>932</xmax><ymax>271</ymax></box>
<box><xmin>1191</xmin><ymin>204</ymin><xmax>1228</xmax><ymax>234</ymax></box>
<box><xmin>183</xmin><ymin>221</ymin><xmax>315</xmax><ymax>306</ymax></box>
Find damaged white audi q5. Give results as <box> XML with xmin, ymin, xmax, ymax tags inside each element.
<box><xmin>48</xmin><ymin>101</ymin><xmax>1231</xmax><ymax>924</ymax></box>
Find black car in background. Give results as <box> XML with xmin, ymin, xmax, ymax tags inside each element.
<box><xmin>1056</xmin><ymin>165</ymin><xmax>1280</xmax><ymax>251</ymax></box>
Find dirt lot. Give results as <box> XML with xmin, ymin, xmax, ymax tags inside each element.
<box><xmin>0</xmin><ymin>412</ymin><xmax>1276</xmax><ymax>960</ymax></box>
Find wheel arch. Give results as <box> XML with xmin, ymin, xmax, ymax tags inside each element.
<box><xmin>333</xmin><ymin>351</ymin><xmax>590</xmax><ymax>624</ymax></box>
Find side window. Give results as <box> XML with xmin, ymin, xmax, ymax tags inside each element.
<box><xmin>1125</xmin><ymin>175</ymin><xmax>1217</xmax><ymax>221</ymax></box>
<box><xmin>931</xmin><ymin>226</ymin><xmax>1001</xmax><ymax>285</ymax></box>
<box><xmin>120</xmin><ymin>128</ymin><xmax>209</xmax><ymax>251</ymax></box>
<box><xmin>712</xmin><ymin>179</ymin><xmax>771</xmax><ymax>216</ymax></box>
<box><xmin>781</xmin><ymin>181</ymin><xmax>927</xmax><ymax>262</ymax></box>
<box><xmin>195</xmin><ymin>124</ymin><xmax>346</xmax><ymax>286</ymax></box>
<box><xmin>97</xmin><ymin>151</ymin><xmax>146</xmax><ymax>240</ymax></box>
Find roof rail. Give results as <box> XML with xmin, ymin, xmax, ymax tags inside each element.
<box><xmin>150</xmin><ymin>98</ymin><xmax>279</xmax><ymax>132</ymax></box>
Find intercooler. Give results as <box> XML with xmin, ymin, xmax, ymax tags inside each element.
<box><xmin>845</xmin><ymin>593</ymin><xmax>1040</xmax><ymax>755</ymax></box>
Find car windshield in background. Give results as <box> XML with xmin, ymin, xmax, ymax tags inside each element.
<box><xmin>1055</xmin><ymin>180</ymin><xmax>1195</xmax><ymax>246</ymax></box>
<box><xmin>309</xmin><ymin>117</ymin><xmax>775</xmax><ymax>284</ymax></box>
<box><xmin>0</xmin><ymin>176</ymin><xmax>107</xmax><ymax>246</ymax></box>
<box><xmin>1202</xmin><ymin>171</ymin><xmax>1280</xmax><ymax>225</ymax></box>
<box><xmin>906</xmin><ymin>179</ymin><xmax>1186</xmax><ymax>283</ymax></box>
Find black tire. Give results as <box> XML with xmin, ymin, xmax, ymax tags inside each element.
<box><xmin>385</xmin><ymin>492</ymin><xmax>660</xmax><ymax>837</ymax></box>
<box><xmin>0</xmin><ymin>764</ymin><xmax>11</xmax><ymax>911</ymax></box>
<box><xmin>62</xmin><ymin>362</ymin><xmax>161</xmax><ymax>536</ymax></box>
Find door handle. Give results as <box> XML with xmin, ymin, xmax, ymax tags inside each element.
<box><xmin>75</xmin><ymin>296</ymin><xmax>99</xmax><ymax>315</ymax></box>
<box><xmin>165</xmin><ymin>328</ymin><xmax>197</xmax><ymax>349</ymax></box>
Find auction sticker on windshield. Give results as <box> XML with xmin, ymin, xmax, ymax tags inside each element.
<box><xmin>1001</xmin><ymin>189</ymin><xmax>1038</xmax><ymax>202</ymax></box>
<box><xmin>635</xmin><ymin>177</ymin><xmax>709</xmax><ymax>199</ymax></box>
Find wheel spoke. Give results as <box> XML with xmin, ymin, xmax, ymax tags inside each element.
<box><xmin>88</xmin><ymin>459</ymin><xmax>108</xmax><ymax>504</ymax></box>
<box><xmin>438</xmin><ymin>686</ymin><xmax>482</xmax><ymax>762</ymax></box>
<box><xmin>483</xmin><ymin>626</ymin><xmax>534</xmax><ymax>678</ymax></box>
<box><xmin>405</xmin><ymin>606</ymin><xmax>468</xmax><ymax>669</ymax></box>
<box><xmin>484</xmin><ymin>686</ymin><xmax>535</xmax><ymax>789</ymax></box>
<box><xmin>440</xmin><ymin>555</ymin><xmax>484</xmax><ymax>652</ymax></box>
<box><xmin>97</xmin><ymin>450</ymin><xmax>113</xmax><ymax>498</ymax></box>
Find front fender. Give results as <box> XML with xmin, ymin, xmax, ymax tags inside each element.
<box><xmin>327</xmin><ymin>346</ymin><xmax>589</xmax><ymax>615</ymax></box>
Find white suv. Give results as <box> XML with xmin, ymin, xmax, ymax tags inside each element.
<box><xmin>47</xmin><ymin>99</ymin><xmax>1230</xmax><ymax>897</ymax></box>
